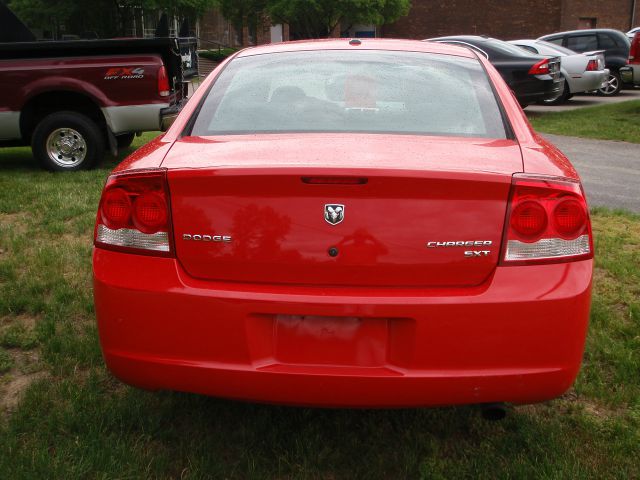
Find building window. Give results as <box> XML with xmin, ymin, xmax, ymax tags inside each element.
<box><xmin>578</xmin><ymin>17</ymin><xmax>597</xmax><ymax>29</ymax></box>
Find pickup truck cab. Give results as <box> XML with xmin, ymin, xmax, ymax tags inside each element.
<box><xmin>0</xmin><ymin>38</ymin><xmax>185</xmax><ymax>171</ymax></box>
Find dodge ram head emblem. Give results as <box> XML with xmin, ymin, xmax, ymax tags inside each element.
<box><xmin>324</xmin><ymin>204</ymin><xmax>345</xmax><ymax>225</ymax></box>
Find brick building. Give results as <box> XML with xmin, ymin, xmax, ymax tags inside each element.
<box><xmin>198</xmin><ymin>1</ymin><xmax>639</xmax><ymax>48</ymax></box>
<box><xmin>382</xmin><ymin>0</ymin><xmax>640</xmax><ymax>40</ymax></box>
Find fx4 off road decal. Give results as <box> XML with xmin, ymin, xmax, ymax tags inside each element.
<box><xmin>104</xmin><ymin>67</ymin><xmax>145</xmax><ymax>80</ymax></box>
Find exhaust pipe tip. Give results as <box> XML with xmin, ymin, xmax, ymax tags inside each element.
<box><xmin>480</xmin><ymin>403</ymin><xmax>508</xmax><ymax>421</ymax></box>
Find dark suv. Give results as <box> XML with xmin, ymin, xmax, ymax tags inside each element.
<box><xmin>538</xmin><ymin>29</ymin><xmax>630</xmax><ymax>95</ymax></box>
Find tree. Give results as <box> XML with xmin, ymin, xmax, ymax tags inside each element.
<box><xmin>267</xmin><ymin>0</ymin><xmax>411</xmax><ymax>39</ymax></box>
<box><xmin>155</xmin><ymin>0</ymin><xmax>219</xmax><ymax>19</ymax></box>
<box><xmin>218</xmin><ymin>0</ymin><xmax>267</xmax><ymax>46</ymax></box>
<box><xmin>8</xmin><ymin>0</ymin><xmax>217</xmax><ymax>38</ymax></box>
<box><xmin>8</xmin><ymin>0</ymin><xmax>76</xmax><ymax>37</ymax></box>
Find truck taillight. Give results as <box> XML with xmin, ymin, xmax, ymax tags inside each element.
<box><xmin>500</xmin><ymin>175</ymin><xmax>593</xmax><ymax>265</ymax></box>
<box><xmin>630</xmin><ymin>34</ymin><xmax>639</xmax><ymax>63</ymax></box>
<box><xmin>158</xmin><ymin>65</ymin><xmax>170</xmax><ymax>97</ymax></box>
<box><xmin>95</xmin><ymin>169</ymin><xmax>174</xmax><ymax>256</ymax></box>
<box><xmin>528</xmin><ymin>59</ymin><xmax>549</xmax><ymax>75</ymax></box>
<box><xmin>585</xmin><ymin>59</ymin><xmax>599</xmax><ymax>71</ymax></box>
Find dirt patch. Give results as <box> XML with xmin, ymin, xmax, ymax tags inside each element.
<box><xmin>0</xmin><ymin>212</ymin><xmax>30</xmax><ymax>237</ymax></box>
<box><xmin>0</xmin><ymin>349</ymin><xmax>46</xmax><ymax>416</ymax></box>
<box><xmin>1</xmin><ymin>371</ymin><xmax>47</xmax><ymax>413</ymax></box>
<box><xmin>0</xmin><ymin>313</ymin><xmax>37</xmax><ymax>331</ymax></box>
<box><xmin>560</xmin><ymin>389</ymin><xmax>624</xmax><ymax>419</ymax></box>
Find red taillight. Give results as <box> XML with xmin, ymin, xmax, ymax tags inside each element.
<box><xmin>501</xmin><ymin>175</ymin><xmax>593</xmax><ymax>265</ymax></box>
<box><xmin>553</xmin><ymin>199</ymin><xmax>587</xmax><ymax>237</ymax></box>
<box><xmin>630</xmin><ymin>33</ymin><xmax>639</xmax><ymax>63</ymax></box>
<box><xmin>510</xmin><ymin>201</ymin><xmax>548</xmax><ymax>239</ymax></box>
<box><xmin>95</xmin><ymin>169</ymin><xmax>173</xmax><ymax>256</ymax></box>
<box><xmin>586</xmin><ymin>59</ymin><xmax>599</xmax><ymax>71</ymax></box>
<box><xmin>157</xmin><ymin>65</ymin><xmax>170</xmax><ymax>97</ymax></box>
<box><xmin>528</xmin><ymin>59</ymin><xmax>549</xmax><ymax>75</ymax></box>
<box><xmin>101</xmin><ymin>188</ymin><xmax>131</xmax><ymax>230</ymax></box>
<box><xmin>133</xmin><ymin>192</ymin><xmax>168</xmax><ymax>234</ymax></box>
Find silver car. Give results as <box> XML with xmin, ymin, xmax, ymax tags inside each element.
<box><xmin>627</xmin><ymin>27</ymin><xmax>640</xmax><ymax>40</ymax></box>
<box><xmin>509</xmin><ymin>39</ymin><xmax>608</xmax><ymax>104</ymax></box>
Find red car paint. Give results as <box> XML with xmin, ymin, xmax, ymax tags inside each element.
<box><xmin>93</xmin><ymin>39</ymin><xmax>593</xmax><ymax>408</ymax></box>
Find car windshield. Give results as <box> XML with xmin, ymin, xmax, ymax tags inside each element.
<box><xmin>190</xmin><ymin>50</ymin><xmax>507</xmax><ymax>139</ymax></box>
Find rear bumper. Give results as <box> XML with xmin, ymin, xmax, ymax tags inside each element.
<box><xmin>93</xmin><ymin>248</ymin><xmax>592</xmax><ymax>408</ymax></box>
<box><xmin>620</xmin><ymin>65</ymin><xmax>639</xmax><ymax>85</ymax></box>
<box><xmin>513</xmin><ymin>77</ymin><xmax>562</xmax><ymax>104</ymax></box>
<box><xmin>102</xmin><ymin>103</ymin><xmax>169</xmax><ymax>134</ymax></box>
<box><xmin>160</xmin><ymin>99</ymin><xmax>187</xmax><ymax>132</ymax></box>
<box><xmin>568</xmin><ymin>69</ymin><xmax>609</xmax><ymax>93</ymax></box>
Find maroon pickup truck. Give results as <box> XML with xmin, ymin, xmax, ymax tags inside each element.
<box><xmin>0</xmin><ymin>38</ymin><xmax>186</xmax><ymax>171</ymax></box>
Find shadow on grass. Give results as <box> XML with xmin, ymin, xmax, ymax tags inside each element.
<box><xmin>0</xmin><ymin>147</ymin><xmax>137</xmax><ymax>173</ymax></box>
<box><xmin>4</xmin><ymin>369</ymin><xmax>629</xmax><ymax>479</ymax></box>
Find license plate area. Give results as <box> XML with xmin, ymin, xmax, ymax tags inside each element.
<box><xmin>274</xmin><ymin>315</ymin><xmax>388</xmax><ymax>367</ymax></box>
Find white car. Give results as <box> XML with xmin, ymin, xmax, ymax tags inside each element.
<box><xmin>509</xmin><ymin>39</ymin><xmax>609</xmax><ymax>104</ymax></box>
<box><xmin>627</xmin><ymin>27</ymin><xmax>640</xmax><ymax>40</ymax></box>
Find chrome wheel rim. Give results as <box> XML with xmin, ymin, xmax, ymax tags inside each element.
<box><xmin>46</xmin><ymin>128</ymin><xmax>87</xmax><ymax>167</ymax></box>
<box><xmin>599</xmin><ymin>74</ymin><xmax>619</xmax><ymax>95</ymax></box>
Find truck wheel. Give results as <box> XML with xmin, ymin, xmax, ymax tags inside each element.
<box><xmin>116</xmin><ymin>133</ymin><xmax>136</xmax><ymax>149</ymax></box>
<box><xmin>31</xmin><ymin>111</ymin><xmax>104</xmax><ymax>171</ymax></box>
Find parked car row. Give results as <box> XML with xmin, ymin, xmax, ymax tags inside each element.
<box><xmin>426</xmin><ymin>28</ymin><xmax>636</xmax><ymax>106</ymax></box>
<box><xmin>507</xmin><ymin>39</ymin><xmax>607</xmax><ymax>103</ymax></box>
<box><xmin>539</xmin><ymin>29</ymin><xmax>631</xmax><ymax>96</ymax></box>
<box><xmin>427</xmin><ymin>35</ymin><xmax>565</xmax><ymax>107</ymax></box>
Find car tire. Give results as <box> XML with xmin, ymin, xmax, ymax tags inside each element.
<box><xmin>31</xmin><ymin>111</ymin><xmax>104</xmax><ymax>172</ymax></box>
<box><xmin>542</xmin><ymin>79</ymin><xmax>571</xmax><ymax>105</ymax></box>
<box><xmin>597</xmin><ymin>71</ymin><xmax>622</xmax><ymax>96</ymax></box>
<box><xmin>116</xmin><ymin>133</ymin><xmax>136</xmax><ymax>149</ymax></box>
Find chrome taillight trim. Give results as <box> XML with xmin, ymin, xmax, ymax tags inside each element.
<box><xmin>96</xmin><ymin>224</ymin><xmax>170</xmax><ymax>252</ymax></box>
<box><xmin>505</xmin><ymin>235</ymin><xmax>590</xmax><ymax>261</ymax></box>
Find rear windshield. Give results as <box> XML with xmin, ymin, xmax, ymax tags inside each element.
<box><xmin>190</xmin><ymin>50</ymin><xmax>507</xmax><ymax>139</ymax></box>
<box><xmin>536</xmin><ymin>40</ymin><xmax>575</xmax><ymax>56</ymax></box>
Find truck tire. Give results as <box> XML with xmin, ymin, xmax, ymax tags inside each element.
<box><xmin>31</xmin><ymin>111</ymin><xmax>104</xmax><ymax>171</ymax></box>
<box><xmin>116</xmin><ymin>133</ymin><xmax>136</xmax><ymax>149</ymax></box>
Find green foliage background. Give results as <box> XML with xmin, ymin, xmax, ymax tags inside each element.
<box><xmin>8</xmin><ymin>0</ymin><xmax>218</xmax><ymax>38</ymax></box>
<box><xmin>9</xmin><ymin>0</ymin><xmax>411</xmax><ymax>40</ymax></box>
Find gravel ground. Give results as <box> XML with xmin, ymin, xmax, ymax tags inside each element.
<box><xmin>543</xmin><ymin>133</ymin><xmax>640</xmax><ymax>212</ymax></box>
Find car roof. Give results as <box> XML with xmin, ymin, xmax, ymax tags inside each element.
<box><xmin>428</xmin><ymin>35</ymin><xmax>496</xmax><ymax>42</ymax></box>
<box><xmin>540</xmin><ymin>28</ymin><xmax>625</xmax><ymax>37</ymax></box>
<box><xmin>235</xmin><ymin>38</ymin><xmax>477</xmax><ymax>59</ymax></box>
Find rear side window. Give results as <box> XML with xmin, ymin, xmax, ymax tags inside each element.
<box><xmin>545</xmin><ymin>37</ymin><xmax>564</xmax><ymax>46</ymax></box>
<box><xmin>516</xmin><ymin>44</ymin><xmax>539</xmax><ymax>54</ymax></box>
<box><xmin>598</xmin><ymin>33</ymin><xmax>617</xmax><ymax>49</ymax></box>
<box><xmin>190</xmin><ymin>50</ymin><xmax>507</xmax><ymax>139</ymax></box>
<box><xmin>566</xmin><ymin>34</ymin><xmax>598</xmax><ymax>52</ymax></box>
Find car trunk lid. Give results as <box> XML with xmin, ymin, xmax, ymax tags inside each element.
<box><xmin>165</xmin><ymin>134</ymin><xmax>522</xmax><ymax>287</ymax></box>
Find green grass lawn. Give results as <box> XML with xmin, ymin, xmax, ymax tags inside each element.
<box><xmin>527</xmin><ymin>99</ymin><xmax>640</xmax><ymax>143</ymax></box>
<box><xmin>1</xmin><ymin>138</ymin><xmax>639</xmax><ymax>478</ymax></box>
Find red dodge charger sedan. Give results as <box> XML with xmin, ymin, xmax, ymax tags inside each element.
<box><xmin>93</xmin><ymin>39</ymin><xmax>593</xmax><ymax>409</ymax></box>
